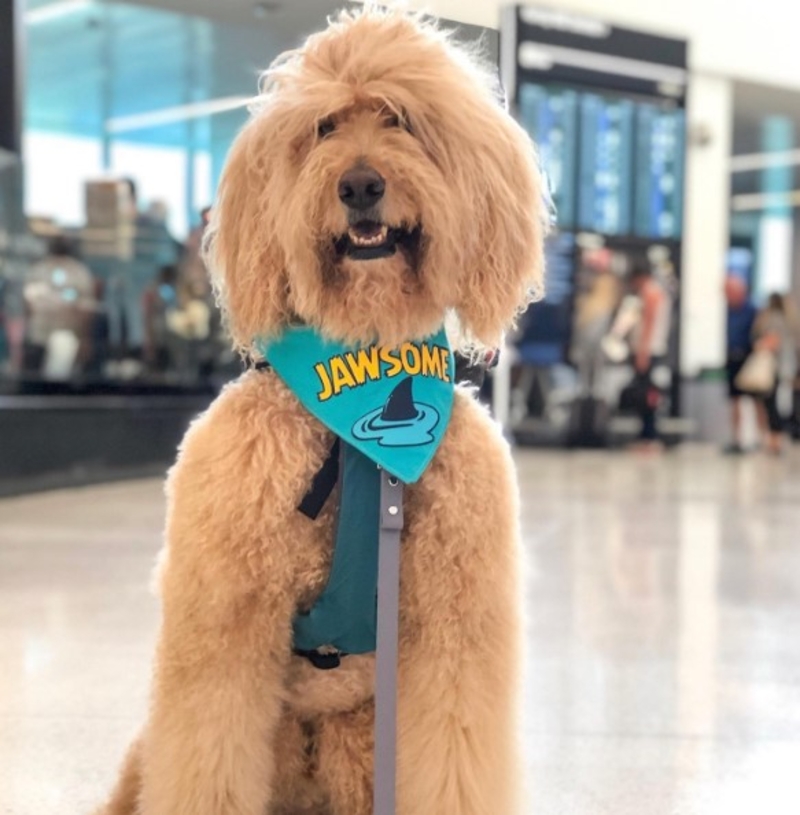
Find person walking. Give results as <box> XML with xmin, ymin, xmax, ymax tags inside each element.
<box><xmin>724</xmin><ymin>276</ymin><xmax>758</xmax><ymax>453</ymax></box>
<box><xmin>752</xmin><ymin>293</ymin><xmax>798</xmax><ymax>455</ymax></box>
<box><xmin>629</xmin><ymin>261</ymin><xmax>673</xmax><ymax>450</ymax></box>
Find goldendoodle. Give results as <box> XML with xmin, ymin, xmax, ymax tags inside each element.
<box><xmin>95</xmin><ymin>8</ymin><xmax>544</xmax><ymax>815</ymax></box>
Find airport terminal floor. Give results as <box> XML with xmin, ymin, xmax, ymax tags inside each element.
<box><xmin>2</xmin><ymin>446</ymin><xmax>800</xmax><ymax>814</ymax></box>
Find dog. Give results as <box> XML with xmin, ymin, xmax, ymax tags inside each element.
<box><xmin>95</xmin><ymin>8</ymin><xmax>544</xmax><ymax>815</ymax></box>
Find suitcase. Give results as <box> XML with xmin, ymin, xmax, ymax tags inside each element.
<box><xmin>567</xmin><ymin>396</ymin><xmax>610</xmax><ymax>448</ymax></box>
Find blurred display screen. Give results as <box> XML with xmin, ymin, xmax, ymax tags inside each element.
<box><xmin>516</xmin><ymin>231</ymin><xmax>575</xmax><ymax>366</ymax></box>
<box><xmin>634</xmin><ymin>104</ymin><xmax>685</xmax><ymax>238</ymax></box>
<box><xmin>517</xmin><ymin>84</ymin><xmax>686</xmax><ymax>240</ymax></box>
<box><xmin>518</xmin><ymin>84</ymin><xmax>578</xmax><ymax>228</ymax></box>
<box><xmin>578</xmin><ymin>93</ymin><xmax>634</xmax><ymax>235</ymax></box>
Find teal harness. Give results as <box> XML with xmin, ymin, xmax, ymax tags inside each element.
<box><xmin>257</xmin><ymin>326</ymin><xmax>455</xmax><ymax>659</ymax></box>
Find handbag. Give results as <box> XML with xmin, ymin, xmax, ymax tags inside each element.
<box><xmin>735</xmin><ymin>349</ymin><xmax>777</xmax><ymax>394</ymax></box>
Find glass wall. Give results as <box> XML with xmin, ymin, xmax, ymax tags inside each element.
<box><xmin>1</xmin><ymin>0</ymin><xmax>348</xmax><ymax>391</ymax></box>
<box><xmin>1</xmin><ymin>1</ymin><xmax>495</xmax><ymax>393</ymax></box>
<box><xmin>730</xmin><ymin>81</ymin><xmax>800</xmax><ymax>306</ymax></box>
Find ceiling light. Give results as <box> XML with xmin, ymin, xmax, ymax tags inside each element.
<box><xmin>106</xmin><ymin>96</ymin><xmax>254</xmax><ymax>135</ymax></box>
<box><xmin>25</xmin><ymin>0</ymin><xmax>94</xmax><ymax>26</ymax></box>
<box><xmin>730</xmin><ymin>148</ymin><xmax>800</xmax><ymax>173</ymax></box>
<box><xmin>731</xmin><ymin>190</ymin><xmax>800</xmax><ymax>211</ymax></box>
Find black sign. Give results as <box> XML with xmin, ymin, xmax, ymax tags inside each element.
<box><xmin>502</xmin><ymin>4</ymin><xmax>687</xmax><ymax>102</ymax></box>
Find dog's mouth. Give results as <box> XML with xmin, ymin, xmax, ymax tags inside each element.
<box><xmin>333</xmin><ymin>221</ymin><xmax>422</xmax><ymax>262</ymax></box>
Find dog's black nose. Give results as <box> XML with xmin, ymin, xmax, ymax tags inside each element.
<box><xmin>338</xmin><ymin>166</ymin><xmax>385</xmax><ymax>211</ymax></box>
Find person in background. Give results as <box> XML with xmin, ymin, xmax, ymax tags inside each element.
<box><xmin>724</xmin><ymin>276</ymin><xmax>758</xmax><ymax>454</ymax></box>
<box><xmin>629</xmin><ymin>260</ymin><xmax>673</xmax><ymax>450</ymax></box>
<box><xmin>142</xmin><ymin>264</ymin><xmax>179</xmax><ymax>374</ymax></box>
<box><xmin>22</xmin><ymin>235</ymin><xmax>96</xmax><ymax>377</ymax></box>
<box><xmin>181</xmin><ymin>206</ymin><xmax>212</xmax><ymax>280</ymax></box>
<box><xmin>178</xmin><ymin>206</ymin><xmax>227</xmax><ymax>378</ymax></box>
<box><xmin>118</xmin><ymin>180</ymin><xmax>181</xmax><ymax>359</ymax></box>
<box><xmin>752</xmin><ymin>292</ymin><xmax>798</xmax><ymax>456</ymax></box>
<box><xmin>166</xmin><ymin>269</ymin><xmax>213</xmax><ymax>381</ymax></box>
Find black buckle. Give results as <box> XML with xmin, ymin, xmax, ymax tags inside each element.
<box><xmin>294</xmin><ymin>648</ymin><xmax>344</xmax><ymax>670</ymax></box>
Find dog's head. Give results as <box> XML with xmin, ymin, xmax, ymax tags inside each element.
<box><xmin>206</xmin><ymin>8</ymin><xmax>545</xmax><ymax>351</ymax></box>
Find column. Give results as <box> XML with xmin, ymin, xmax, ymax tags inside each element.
<box><xmin>681</xmin><ymin>74</ymin><xmax>733</xmax><ymax>376</ymax></box>
<box><xmin>0</xmin><ymin>0</ymin><xmax>23</xmax><ymax>155</ymax></box>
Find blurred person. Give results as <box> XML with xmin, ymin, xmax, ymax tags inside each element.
<box><xmin>724</xmin><ymin>275</ymin><xmax>757</xmax><ymax>453</ymax></box>
<box><xmin>179</xmin><ymin>206</ymin><xmax>228</xmax><ymax>379</ymax></box>
<box><xmin>181</xmin><ymin>205</ymin><xmax>212</xmax><ymax>283</ymax></box>
<box><xmin>1</xmin><ymin>276</ymin><xmax>27</xmax><ymax>376</ymax></box>
<box><xmin>142</xmin><ymin>264</ymin><xmax>179</xmax><ymax>373</ymax></box>
<box><xmin>22</xmin><ymin>235</ymin><xmax>96</xmax><ymax>378</ymax></box>
<box><xmin>751</xmin><ymin>293</ymin><xmax>798</xmax><ymax>455</ymax></box>
<box><xmin>165</xmin><ymin>270</ymin><xmax>213</xmax><ymax>380</ymax></box>
<box><xmin>571</xmin><ymin>247</ymin><xmax>621</xmax><ymax>379</ymax></box>
<box><xmin>111</xmin><ymin>180</ymin><xmax>180</xmax><ymax>359</ymax></box>
<box><xmin>84</xmin><ymin>277</ymin><xmax>110</xmax><ymax>378</ymax></box>
<box><xmin>628</xmin><ymin>260</ymin><xmax>673</xmax><ymax>449</ymax></box>
<box><xmin>566</xmin><ymin>248</ymin><xmax>621</xmax><ymax>447</ymax></box>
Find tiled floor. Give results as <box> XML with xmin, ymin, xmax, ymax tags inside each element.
<box><xmin>2</xmin><ymin>446</ymin><xmax>800</xmax><ymax>813</ymax></box>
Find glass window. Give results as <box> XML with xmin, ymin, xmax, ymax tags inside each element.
<box><xmin>3</xmin><ymin>2</ymin><xmax>496</xmax><ymax>393</ymax></box>
<box><xmin>2</xmin><ymin>0</ymin><xmax>348</xmax><ymax>391</ymax></box>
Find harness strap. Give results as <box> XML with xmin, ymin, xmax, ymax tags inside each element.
<box><xmin>374</xmin><ymin>468</ymin><xmax>404</xmax><ymax>815</ymax></box>
<box><xmin>298</xmin><ymin>438</ymin><xmax>340</xmax><ymax>520</ymax></box>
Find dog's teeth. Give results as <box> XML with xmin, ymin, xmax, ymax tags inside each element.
<box><xmin>348</xmin><ymin>225</ymin><xmax>389</xmax><ymax>248</ymax></box>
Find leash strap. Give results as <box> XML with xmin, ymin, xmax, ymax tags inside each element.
<box><xmin>373</xmin><ymin>468</ymin><xmax>404</xmax><ymax>815</ymax></box>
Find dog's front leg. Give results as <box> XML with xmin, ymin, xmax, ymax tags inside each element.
<box><xmin>397</xmin><ymin>398</ymin><xmax>525</xmax><ymax>815</ymax></box>
<box><xmin>137</xmin><ymin>585</ymin><xmax>294</xmax><ymax>815</ymax></box>
<box><xmin>133</xmin><ymin>387</ymin><xmax>314</xmax><ymax>815</ymax></box>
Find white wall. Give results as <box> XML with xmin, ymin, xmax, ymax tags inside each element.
<box><xmin>418</xmin><ymin>0</ymin><xmax>800</xmax><ymax>91</ymax></box>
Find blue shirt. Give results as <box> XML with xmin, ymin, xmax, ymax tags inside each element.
<box><xmin>727</xmin><ymin>302</ymin><xmax>757</xmax><ymax>357</ymax></box>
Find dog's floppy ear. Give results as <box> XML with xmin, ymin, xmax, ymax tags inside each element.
<box><xmin>453</xmin><ymin>96</ymin><xmax>546</xmax><ymax>348</ymax></box>
<box><xmin>204</xmin><ymin>115</ymin><xmax>290</xmax><ymax>352</ymax></box>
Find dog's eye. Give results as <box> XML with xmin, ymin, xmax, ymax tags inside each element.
<box><xmin>384</xmin><ymin>110</ymin><xmax>412</xmax><ymax>133</ymax></box>
<box><xmin>317</xmin><ymin>118</ymin><xmax>336</xmax><ymax>139</ymax></box>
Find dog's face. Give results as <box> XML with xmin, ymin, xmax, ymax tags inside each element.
<box><xmin>207</xmin><ymin>10</ymin><xmax>545</xmax><ymax>351</ymax></box>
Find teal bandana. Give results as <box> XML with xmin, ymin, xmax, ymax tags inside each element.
<box><xmin>257</xmin><ymin>326</ymin><xmax>455</xmax><ymax>656</ymax></box>
<box><xmin>257</xmin><ymin>326</ymin><xmax>455</xmax><ymax>484</ymax></box>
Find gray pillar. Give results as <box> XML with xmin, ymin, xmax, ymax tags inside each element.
<box><xmin>0</xmin><ymin>0</ymin><xmax>23</xmax><ymax>155</ymax></box>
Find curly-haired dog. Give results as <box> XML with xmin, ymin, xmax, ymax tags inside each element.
<box><xmin>94</xmin><ymin>8</ymin><xmax>544</xmax><ymax>815</ymax></box>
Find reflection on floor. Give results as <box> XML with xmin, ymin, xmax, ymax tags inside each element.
<box><xmin>2</xmin><ymin>446</ymin><xmax>800</xmax><ymax>813</ymax></box>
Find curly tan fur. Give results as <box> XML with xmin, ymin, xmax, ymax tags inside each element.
<box><xmin>205</xmin><ymin>7</ymin><xmax>544</xmax><ymax>351</ymax></box>
<box><xmin>94</xmin><ymin>7</ymin><xmax>543</xmax><ymax>815</ymax></box>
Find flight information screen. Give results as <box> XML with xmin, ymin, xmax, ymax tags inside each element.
<box><xmin>517</xmin><ymin>84</ymin><xmax>685</xmax><ymax>240</ymax></box>
<box><xmin>516</xmin><ymin>231</ymin><xmax>575</xmax><ymax>366</ymax></box>
<box><xmin>578</xmin><ymin>92</ymin><xmax>634</xmax><ymax>235</ymax></box>
<box><xmin>518</xmin><ymin>83</ymin><xmax>578</xmax><ymax>229</ymax></box>
<box><xmin>634</xmin><ymin>103</ymin><xmax>685</xmax><ymax>238</ymax></box>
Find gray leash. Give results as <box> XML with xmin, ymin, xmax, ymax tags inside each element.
<box><xmin>374</xmin><ymin>468</ymin><xmax>404</xmax><ymax>815</ymax></box>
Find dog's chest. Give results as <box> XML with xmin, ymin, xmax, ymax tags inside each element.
<box><xmin>290</xmin><ymin>466</ymin><xmax>427</xmax><ymax>613</ymax></box>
